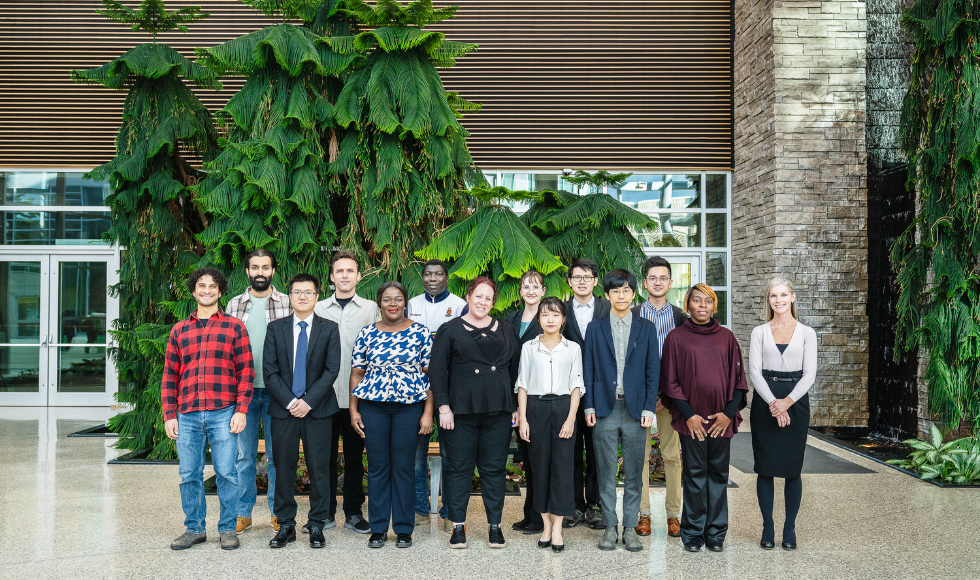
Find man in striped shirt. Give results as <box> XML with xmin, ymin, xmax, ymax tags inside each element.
<box><xmin>224</xmin><ymin>249</ymin><xmax>292</xmax><ymax>535</ymax></box>
<box><xmin>164</xmin><ymin>267</ymin><xmax>254</xmax><ymax>551</ymax></box>
<box><xmin>632</xmin><ymin>256</ymin><xmax>686</xmax><ymax>539</ymax></box>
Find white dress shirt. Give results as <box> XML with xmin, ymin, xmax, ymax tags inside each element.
<box><xmin>314</xmin><ymin>293</ymin><xmax>382</xmax><ymax>409</ymax></box>
<box><xmin>514</xmin><ymin>336</ymin><xmax>586</xmax><ymax>397</ymax></box>
<box><xmin>573</xmin><ymin>296</ymin><xmax>595</xmax><ymax>338</ymax></box>
<box><xmin>288</xmin><ymin>313</ymin><xmax>314</xmax><ymax>411</ymax></box>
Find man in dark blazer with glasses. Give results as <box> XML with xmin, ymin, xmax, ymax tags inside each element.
<box><xmin>562</xmin><ymin>258</ymin><xmax>610</xmax><ymax>530</ymax></box>
<box><xmin>264</xmin><ymin>273</ymin><xmax>341</xmax><ymax>549</ymax></box>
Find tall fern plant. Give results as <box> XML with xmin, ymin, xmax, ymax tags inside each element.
<box><xmin>330</xmin><ymin>0</ymin><xmax>480</xmax><ymax>296</ymax></box>
<box><xmin>891</xmin><ymin>0</ymin><xmax>980</xmax><ymax>433</ymax></box>
<box><xmin>70</xmin><ymin>0</ymin><xmax>220</xmax><ymax>458</ymax></box>
<box><xmin>527</xmin><ymin>170</ymin><xmax>656</xmax><ymax>298</ymax></box>
<box><xmin>194</xmin><ymin>0</ymin><xmax>361</xmax><ymax>290</ymax></box>
<box><xmin>419</xmin><ymin>186</ymin><xmax>565</xmax><ymax>312</ymax></box>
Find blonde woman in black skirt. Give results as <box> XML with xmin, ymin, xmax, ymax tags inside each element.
<box><xmin>748</xmin><ymin>277</ymin><xmax>817</xmax><ymax>551</ymax></box>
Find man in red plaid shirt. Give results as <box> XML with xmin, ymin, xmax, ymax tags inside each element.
<box><xmin>163</xmin><ymin>267</ymin><xmax>254</xmax><ymax>551</ymax></box>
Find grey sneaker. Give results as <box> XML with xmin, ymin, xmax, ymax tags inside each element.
<box><xmin>563</xmin><ymin>508</ymin><xmax>584</xmax><ymax>528</ymax></box>
<box><xmin>598</xmin><ymin>527</ymin><xmax>619</xmax><ymax>551</ymax></box>
<box><xmin>622</xmin><ymin>527</ymin><xmax>643</xmax><ymax>552</ymax></box>
<box><xmin>220</xmin><ymin>531</ymin><xmax>240</xmax><ymax>550</ymax></box>
<box><xmin>586</xmin><ymin>505</ymin><xmax>606</xmax><ymax>530</ymax></box>
<box><xmin>171</xmin><ymin>531</ymin><xmax>206</xmax><ymax>550</ymax></box>
<box><xmin>345</xmin><ymin>514</ymin><xmax>371</xmax><ymax>534</ymax></box>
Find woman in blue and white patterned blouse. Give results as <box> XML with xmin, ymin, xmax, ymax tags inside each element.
<box><xmin>349</xmin><ymin>281</ymin><xmax>434</xmax><ymax>549</ymax></box>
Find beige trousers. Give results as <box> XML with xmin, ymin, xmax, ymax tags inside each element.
<box><xmin>640</xmin><ymin>408</ymin><xmax>682</xmax><ymax>517</ymax></box>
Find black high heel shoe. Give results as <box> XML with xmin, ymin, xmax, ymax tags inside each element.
<box><xmin>781</xmin><ymin>541</ymin><xmax>797</xmax><ymax>550</ymax></box>
<box><xmin>552</xmin><ymin>543</ymin><xmax>565</xmax><ymax>552</ymax></box>
<box><xmin>537</xmin><ymin>539</ymin><xmax>551</xmax><ymax>548</ymax></box>
<box><xmin>760</xmin><ymin>540</ymin><xmax>775</xmax><ymax>550</ymax></box>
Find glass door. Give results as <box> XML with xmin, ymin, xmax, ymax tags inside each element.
<box><xmin>0</xmin><ymin>252</ymin><xmax>118</xmax><ymax>406</ymax></box>
<box><xmin>0</xmin><ymin>256</ymin><xmax>48</xmax><ymax>405</ymax></box>
<box><xmin>641</xmin><ymin>253</ymin><xmax>701</xmax><ymax>311</ymax></box>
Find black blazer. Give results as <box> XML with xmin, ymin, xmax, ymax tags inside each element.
<box><xmin>263</xmin><ymin>314</ymin><xmax>342</xmax><ymax>420</ymax></box>
<box><xmin>429</xmin><ymin>316</ymin><xmax>521</xmax><ymax>414</ymax></box>
<box><xmin>631</xmin><ymin>302</ymin><xmax>686</xmax><ymax>331</ymax></box>
<box><xmin>563</xmin><ymin>297</ymin><xmax>611</xmax><ymax>347</ymax></box>
<box><xmin>505</xmin><ymin>308</ymin><xmax>543</xmax><ymax>348</ymax></box>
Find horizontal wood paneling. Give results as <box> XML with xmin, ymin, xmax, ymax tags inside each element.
<box><xmin>0</xmin><ymin>0</ymin><xmax>733</xmax><ymax>170</ymax></box>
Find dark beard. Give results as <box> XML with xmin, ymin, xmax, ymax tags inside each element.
<box><xmin>250</xmin><ymin>276</ymin><xmax>271</xmax><ymax>292</ymax></box>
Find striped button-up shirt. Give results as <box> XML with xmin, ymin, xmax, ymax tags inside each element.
<box><xmin>162</xmin><ymin>309</ymin><xmax>254</xmax><ymax>421</ymax></box>
<box><xmin>640</xmin><ymin>300</ymin><xmax>676</xmax><ymax>355</ymax></box>
<box><xmin>225</xmin><ymin>286</ymin><xmax>292</xmax><ymax>325</ymax></box>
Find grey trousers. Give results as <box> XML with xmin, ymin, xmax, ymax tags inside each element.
<box><xmin>593</xmin><ymin>399</ymin><xmax>647</xmax><ymax>529</ymax></box>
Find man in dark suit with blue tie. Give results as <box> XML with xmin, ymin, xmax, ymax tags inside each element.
<box><xmin>264</xmin><ymin>273</ymin><xmax>341</xmax><ymax>549</ymax></box>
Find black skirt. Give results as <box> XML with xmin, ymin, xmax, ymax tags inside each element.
<box><xmin>751</xmin><ymin>369</ymin><xmax>809</xmax><ymax>478</ymax></box>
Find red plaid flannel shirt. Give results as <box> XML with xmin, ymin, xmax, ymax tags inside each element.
<box><xmin>162</xmin><ymin>309</ymin><xmax>254</xmax><ymax>421</ymax></box>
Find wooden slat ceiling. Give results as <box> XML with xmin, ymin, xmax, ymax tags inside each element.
<box><xmin>0</xmin><ymin>0</ymin><xmax>733</xmax><ymax>171</ymax></box>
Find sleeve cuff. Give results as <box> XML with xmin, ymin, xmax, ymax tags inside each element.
<box><xmin>164</xmin><ymin>410</ymin><xmax>176</xmax><ymax>422</ymax></box>
<box><xmin>584</xmin><ymin>408</ymin><xmax>595</xmax><ymax>416</ymax></box>
<box><xmin>287</xmin><ymin>397</ymin><xmax>297</xmax><ymax>410</ymax></box>
<box><xmin>641</xmin><ymin>410</ymin><xmax>655</xmax><ymax>419</ymax></box>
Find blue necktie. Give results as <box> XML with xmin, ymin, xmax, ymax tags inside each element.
<box><xmin>292</xmin><ymin>320</ymin><xmax>308</xmax><ymax>399</ymax></box>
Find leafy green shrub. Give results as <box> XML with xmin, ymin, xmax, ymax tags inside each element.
<box><xmin>887</xmin><ymin>424</ymin><xmax>980</xmax><ymax>484</ymax></box>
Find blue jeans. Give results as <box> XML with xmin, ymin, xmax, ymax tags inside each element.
<box><xmin>176</xmin><ymin>405</ymin><xmax>240</xmax><ymax>534</ymax></box>
<box><xmin>414</xmin><ymin>431</ymin><xmax>448</xmax><ymax>518</ymax></box>
<box><xmin>236</xmin><ymin>388</ymin><xmax>275</xmax><ymax>518</ymax></box>
<box><xmin>361</xmin><ymin>400</ymin><xmax>424</xmax><ymax>534</ymax></box>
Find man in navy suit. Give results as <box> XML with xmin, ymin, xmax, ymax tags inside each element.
<box><xmin>264</xmin><ymin>273</ymin><xmax>341</xmax><ymax>549</ymax></box>
<box><xmin>583</xmin><ymin>269</ymin><xmax>659</xmax><ymax>553</ymax></box>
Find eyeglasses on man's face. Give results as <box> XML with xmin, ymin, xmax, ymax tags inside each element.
<box><xmin>290</xmin><ymin>290</ymin><xmax>317</xmax><ymax>298</ymax></box>
<box><xmin>569</xmin><ymin>276</ymin><xmax>594</xmax><ymax>283</ymax></box>
<box><xmin>646</xmin><ymin>276</ymin><xmax>670</xmax><ymax>284</ymax></box>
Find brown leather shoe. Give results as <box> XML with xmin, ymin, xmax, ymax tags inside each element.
<box><xmin>236</xmin><ymin>517</ymin><xmax>252</xmax><ymax>534</ymax></box>
<box><xmin>271</xmin><ymin>516</ymin><xmax>280</xmax><ymax>532</ymax></box>
<box><xmin>667</xmin><ymin>516</ymin><xmax>681</xmax><ymax>538</ymax></box>
<box><xmin>635</xmin><ymin>515</ymin><xmax>652</xmax><ymax>536</ymax></box>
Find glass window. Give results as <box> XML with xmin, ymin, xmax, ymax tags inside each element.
<box><xmin>3</xmin><ymin>211</ymin><xmax>111</xmax><ymax>245</ymax></box>
<box><xmin>632</xmin><ymin>213</ymin><xmax>701</xmax><ymax>248</ymax></box>
<box><xmin>713</xmin><ymin>290</ymin><xmax>728</xmax><ymax>325</ymax></box>
<box><xmin>706</xmin><ymin>252</ymin><xmax>727</xmax><ymax>286</ymax></box>
<box><xmin>706</xmin><ymin>213</ymin><xmax>727</xmax><ymax>248</ymax></box>
<box><xmin>706</xmin><ymin>174</ymin><xmax>727</xmax><ymax>209</ymax></box>
<box><xmin>2</xmin><ymin>172</ymin><xmax>109</xmax><ymax>206</ymax></box>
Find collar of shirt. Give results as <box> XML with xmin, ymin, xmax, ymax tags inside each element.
<box><xmin>610</xmin><ymin>311</ymin><xmax>632</xmax><ymax>328</ymax></box>
<box><xmin>424</xmin><ymin>289</ymin><xmax>452</xmax><ymax>304</ymax></box>
<box><xmin>532</xmin><ymin>335</ymin><xmax>570</xmax><ymax>354</ymax></box>
<box><xmin>321</xmin><ymin>292</ymin><xmax>368</xmax><ymax>310</ymax></box>
<box><xmin>191</xmin><ymin>308</ymin><xmax>226</xmax><ymax>322</ymax></box>
<box><xmin>574</xmin><ymin>296</ymin><xmax>596</xmax><ymax>310</ymax></box>
<box><xmin>293</xmin><ymin>313</ymin><xmax>315</xmax><ymax>330</ymax></box>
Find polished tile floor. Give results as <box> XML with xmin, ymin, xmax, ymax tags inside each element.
<box><xmin>1</xmin><ymin>407</ymin><xmax>978</xmax><ymax>579</ymax></box>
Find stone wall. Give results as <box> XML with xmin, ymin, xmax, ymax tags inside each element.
<box><xmin>733</xmin><ymin>0</ymin><xmax>870</xmax><ymax>426</ymax></box>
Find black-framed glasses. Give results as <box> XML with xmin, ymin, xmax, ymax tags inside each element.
<box><xmin>645</xmin><ymin>276</ymin><xmax>670</xmax><ymax>284</ymax></box>
<box><xmin>569</xmin><ymin>275</ymin><xmax>594</xmax><ymax>282</ymax></box>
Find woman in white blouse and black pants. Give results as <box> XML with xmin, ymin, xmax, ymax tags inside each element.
<box><xmin>748</xmin><ymin>277</ymin><xmax>817</xmax><ymax>551</ymax></box>
<box><xmin>516</xmin><ymin>297</ymin><xmax>583</xmax><ymax>552</ymax></box>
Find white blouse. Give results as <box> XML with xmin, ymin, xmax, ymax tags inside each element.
<box><xmin>514</xmin><ymin>336</ymin><xmax>586</xmax><ymax>397</ymax></box>
<box><xmin>748</xmin><ymin>321</ymin><xmax>818</xmax><ymax>403</ymax></box>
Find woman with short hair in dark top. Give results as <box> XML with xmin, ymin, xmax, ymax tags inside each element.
<box><xmin>349</xmin><ymin>281</ymin><xmax>434</xmax><ymax>549</ymax></box>
<box><xmin>430</xmin><ymin>276</ymin><xmax>520</xmax><ymax>550</ymax></box>
<box><xmin>505</xmin><ymin>270</ymin><xmax>546</xmax><ymax>535</ymax></box>
<box><xmin>748</xmin><ymin>277</ymin><xmax>817</xmax><ymax>551</ymax></box>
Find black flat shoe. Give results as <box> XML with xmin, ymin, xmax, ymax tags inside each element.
<box><xmin>760</xmin><ymin>540</ymin><xmax>775</xmax><ymax>550</ymax></box>
<box><xmin>781</xmin><ymin>541</ymin><xmax>797</xmax><ymax>550</ymax></box>
<box><xmin>522</xmin><ymin>523</ymin><xmax>545</xmax><ymax>535</ymax></box>
<box><xmin>449</xmin><ymin>524</ymin><xmax>467</xmax><ymax>549</ymax></box>
<box><xmin>552</xmin><ymin>543</ymin><xmax>565</xmax><ymax>553</ymax></box>
<box><xmin>537</xmin><ymin>539</ymin><xmax>551</xmax><ymax>548</ymax></box>
<box><xmin>368</xmin><ymin>533</ymin><xmax>386</xmax><ymax>548</ymax></box>
<box><xmin>683</xmin><ymin>543</ymin><xmax>703</xmax><ymax>552</ymax></box>
<box><xmin>706</xmin><ymin>543</ymin><xmax>724</xmax><ymax>552</ymax></box>
<box><xmin>309</xmin><ymin>525</ymin><xmax>325</xmax><ymax>548</ymax></box>
<box><xmin>512</xmin><ymin>519</ymin><xmax>530</xmax><ymax>531</ymax></box>
<box><xmin>269</xmin><ymin>525</ymin><xmax>296</xmax><ymax>548</ymax></box>
<box><xmin>395</xmin><ymin>533</ymin><xmax>412</xmax><ymax>548</ymax></box>
<box><xmin>488</xmin><ymin>524</ymin><xmax>506</xmax><ymax>548</ymax></box>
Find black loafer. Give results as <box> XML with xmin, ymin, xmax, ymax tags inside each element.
<box><xmin>269</xmin><ymin>525</ymin><xmax>296</xmax><ymax>548</ymax></box>
<box><xmin>537</xmin><ymin>539</ymin><xmax>551</xmax><ymax>548</ymax></box>
<box><xmin>488</xmin><ymin>524</ymin><xmax>506</xmax><ymax>548</ymax></box>
<box><xmin>552</xmin><ymin>543</ymin><xmax>565</xmax><ymax>553</ymax></box>
<box><xmin>522</xmin><ymin>522</ymin><xmax>544</xmax><ymax>535</ymax></box>
<box><xmin>683</xmin><ymin>543</ymin><xmax>703</xmax><ymax>552</ymax></box>
<box><xmin>309</xmin><ymin>525</ymin><xmax>325</xmax><ymax>548</ymax></box>
<box><xmin>449</xmin><ymin>524</ymin><xmax>467</xmax><ymax>549</ymax></box>
<box><xmin>782</xmin><ymin>541</ymin><xmax>797</xmax><ymax>550</ymax></box>
<box><xmin>395</xmin><ymin>533</ymin><xmax>413</xmax><ymax>548</ymax></box>
<box><xmin>301</xmin><ymin>522</ymin><xmax>310</xmax><ymax>534</ymax></box>
<box><xmin>368</xmin><ymin>533</ymin><xmax>386</xmax><ymax>548</ymax></box>
<box><xmin>706</xmin><ymin>543</ymin><xmax>724</xmax><ymax>552</ymax></box>
<box><xmin>512</xmin><ymin>519</ymin><xmax>530</xmax><ymax>531</ymax></box>
<box><xmin>760</xmin><ymin>540</ymin><xmax>775</xmax><ymax>550</ymax></box>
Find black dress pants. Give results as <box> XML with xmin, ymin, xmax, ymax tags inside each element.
<box><xmin>328</xmin><ymin>408</ymin><xmax>366</xmax><ymax>519</ymax></box>
<box><xmin>441</xmin><ymin>411</ymin><xmax>512</xmax><ymax>525</ymax></box>
<box><xmin>679</xmin><ymin>435</ymin><xmax>732</xmax><ymax>547</ymax></box>
<box><xmin>271</xmin><ymin>414</ymin><xmax>333</xmax><ymax>528</ymax></box>
<box><xmin>515</xmin><ymin>431</ymin><xmax>544</xmax><ymax>526</ymax></box>
<box><xmin>573</xmin><ymin>405</ymin><xmax>599</xmax><ymax>511</ymax></box>
<box><xmin>526</xmin><ymin>396</ymin><xmax>576</xmax><ymax>518</ymax></box>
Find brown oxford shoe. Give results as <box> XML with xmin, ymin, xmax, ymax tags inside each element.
<box><xmin>667</xmin><ymin>516</ymin><xmax>681</xmax><ymax>538</ymax></box>
<box><xmin>635</xmin><ymin>515</ymin><xmax>652</xmax><ymax>536</ymax></box>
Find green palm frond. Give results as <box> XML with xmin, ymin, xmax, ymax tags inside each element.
<box><xmin>341</xmin><ymin>0</ymin><xmax>458</xmax><ymax>27</ymax></box>
<box><xmin>533</xmin><ymin>192</ymin><xmax>655</xmax><ymax>233</ymax></box>
<box><xmin>564</xmin><ymin>169</ymin><xmax>633</xmax><ymax>191</ymax></box>
<box><xmin>71</xmin><ymin>43</ymin><xmax>220</xmax><ymax>90</ymax></box>
<box><xmin>96</xmin><ymin>0</ymin><xmax>207</xmax><ymax>36</ymax></box>
<box><xmin>244</xmin><ymin>0</ymin><xmax>320</xmax><ymax>21</ymax></box>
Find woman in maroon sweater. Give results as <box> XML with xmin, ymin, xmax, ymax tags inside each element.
<box><xmin>659</xmin><ymin>284</ymin><xmax>747</xmax><ymax>553</ymax></box>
